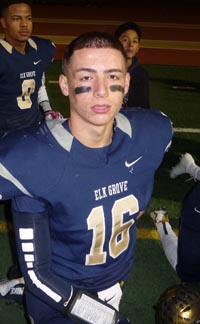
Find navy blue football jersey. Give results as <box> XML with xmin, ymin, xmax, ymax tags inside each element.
<box><xmin>0</xmin><ymin>36</ymin><xmax>55</xmax><ymax>132</ymax></box>
<box><xmin>0</xmin><ymin>108</ymin><xmax>172</xmax><ymax>313</ymax></box>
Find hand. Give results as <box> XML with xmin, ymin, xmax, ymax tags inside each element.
<box><xmin>44</xmin><ymin>110</ymin><xmax>63</xmax><ymax>121</ymax></box>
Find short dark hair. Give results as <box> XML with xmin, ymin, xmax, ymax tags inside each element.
<box><xmin>0</xmin><ymin>0</ymin><xmax>32</xmax><ymax>17</ymax></box>
<box><xmin>62</xmin><ymin>31</ymin><xmax>128</xmax><ymax>75</ymax></box>
<box><xmin>114</xmin><ymin>21</ymin><xmax>142</xmax><ymax>41</ymax></box>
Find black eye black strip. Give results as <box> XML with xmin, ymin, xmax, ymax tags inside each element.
<box><xmin>110</xmin><ymin>85</ymin><xmax>124</xmax><ymax>93</ymax></box>
<box><xmin>74</xmin><ymin>86</ymin><xmax>91</xmax><ymax>94</ymax></box>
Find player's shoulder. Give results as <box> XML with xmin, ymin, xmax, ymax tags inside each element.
<box><xmin>129</xmin><ymin>59</ymin><xmax>148</xmax><ymax>77</ymax></box>
<box><xmin>138</xmin><ymin>64</ymin><xmax>149</xmax><ymax>80</ymax></box>
<box><xmin>28</xmin><ymin>36</ymin><xmax>56</xmax><ymax>62</ymax></box>
<box><xmin>121</xmin><ymin>107</ymin><xmax>171</xmax><ymax>125</ymax></box>
<box><xmin>29</xmin><ymin>36</ymin><xmax>56</xmax><ymax>50</ymax></box>
<box><xmin>0</xmin><ymin>120</ymin><xmax>71</xmax><ymax>155</ymax></box>
<box><xmin>0</xmin><ymin>124</ymin><xmax>56</xmax><ymax>177</ymax></box>
<box><xmin>118</xmin><ymin>108</ymin><xmax>173</xmax><ymax>140</ymax></box>
<box><xmin>0</xmin><ymin>38</ymin><xmax>13</xmax><ymax>56</ymax></box>
<box><xmin>0</xmin><ymin>123</ymin><xmax>69</xmax><ymax>196</ymax></box>
<box><xmin>0</xmin><ymin>125</ymin><xmax>44</xmax><ymax>152</ymax></box>
<box><xmin>135</xmin><ymin>63</ymin><xmax>148</xmax><ymax>75</ymax></box>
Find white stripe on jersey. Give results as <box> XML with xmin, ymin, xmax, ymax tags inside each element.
<box><xmin>0</xmin><ymin>163</ymin><xmax>32</xmax><ymax>197</ymax></box>
<box><xmin>28</xmin><ymin>270</ymin><xmax>62</xmax><ymax>303</ymax></box>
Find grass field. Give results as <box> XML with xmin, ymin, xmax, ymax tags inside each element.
<box><xmin>0</xmin><ymin>62</ymin><xmax>200</xmax><ymax>324</ymax></box>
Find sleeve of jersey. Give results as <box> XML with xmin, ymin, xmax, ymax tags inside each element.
<box><xmin>0</xmin><ymin>162</ymin><xmax>28</xmax><ymax>200</ymax></box>
<box><xmin>46</xmin><ymin>38</ymin><xmax>56</xmax><ymax>63</ymax></box>
<box><xmin>158</xmin><ymin>111</ymin><xmax>173</xmax><ymax>151</ymax></box>
<box><xmin>35</xmin><ymin>36</ymin><xmax>56</xmax><ymax>64</ymax></box>
<box><xmin>12</xmin><ymin>196</ymin><xmax>73</xmax><ymax>314</ymax></box>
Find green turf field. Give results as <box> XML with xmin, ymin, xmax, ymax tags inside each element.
<box><xmin>0</xmin><ymin>62</ymin><xmax>200</xmax><ymax>324</ymax></box>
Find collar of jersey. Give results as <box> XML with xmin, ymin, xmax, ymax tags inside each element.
<box><xmin>0</xmin><ymin>37</ymin><xmax>37</xmax><ymax>54</ymax></box>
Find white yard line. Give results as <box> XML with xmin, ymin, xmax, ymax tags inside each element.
<box><xmin>174</xmin><ymin>127</ymin><xmax>200</xmax><ymax>133</ymax></box>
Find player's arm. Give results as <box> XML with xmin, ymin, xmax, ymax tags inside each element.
<box><xmin>38</xmin><ymin>73</ymin><xmax>63</xmax><ymax>120</ymax></box>
<box><xmin>12</xmin><ymin>196</ymin><xmax>118</xmax><ymax>323</ymax></box>
<box><xmin>12</xmin><ymin>196</ymin><xmax>73</xmax><ymax>314</ymax></box>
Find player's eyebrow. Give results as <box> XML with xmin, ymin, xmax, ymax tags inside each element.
<box><xmin>11</xmin><ymin>14</ymin><xmax>32</xmax><ymax>18</ymax></box>
<box><xmin>105</xmin><ymin>68</ymin><xmax>124</xmax><ymax>74</ymax></box>
<box><xmin>75</xmin><ymin>68</ymin><xmax>124</xmax><ymax>74</ymax></box>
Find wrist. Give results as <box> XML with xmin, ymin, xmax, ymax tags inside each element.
<box><xmin>40</xmin><ymin>100</ymin><xmax>52</xmax><ymax>113</ymax></box>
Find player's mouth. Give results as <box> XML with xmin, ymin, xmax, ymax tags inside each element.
<box><xmin>91</xmin><ymin>105</ymin><xmax>111</xmax><ymax>113</ymax></box>
<box><xmin>126</xmin><ymin>49</ymin><xmax>134</xmax><ymax>55</ymax></box>
<box><xmin>19</xmin><ymin>30</ymin><xmax>29</xmax><ymax>37</ymax></box>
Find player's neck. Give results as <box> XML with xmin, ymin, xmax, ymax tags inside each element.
<box><xmin>68</xmin><ymin>119</ymin><xmax>114</xmax><ymax>148</ymax></box>
<box><xmin>5</xmin><ymin>37</ymin><xmax>27</xmax><ymax>54</ymax></box>
<box><xmin>127</xmin><ymin>58</ymin><xmax>133</xmax><ymax>68</ymax></box>
<box><xmin>13</xmin><ymin>42</ymin><xmax>27</xmax><ymax>54</ymax></box>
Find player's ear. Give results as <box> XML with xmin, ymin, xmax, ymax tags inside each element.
<box><xmin>0</xmin><ymin>18</ymin><xmax>6</xmax><ymax>29</ymax></box>
<box><xmin>59</xmin><ymin>74</ymin><xmax>69</xmax><ymax>96</ymax></box>
<box><xmin>124</xmin><ymin>72</ymin><xmax>130</xmax><ymax>95</ymax></box>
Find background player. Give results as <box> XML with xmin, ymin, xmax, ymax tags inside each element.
<box><xmin>0</xmin><ymin>0</ymin><xmax>62</xmax><ymax>139</ymax></box>
<box><xmin>114</xmin><ymin>21</ymin><xmax>150</xmax><ymax>109</ymax></box>
<box><xmin>0</xmin><ymin>31</ymin><xmax>172</xmax><ymax>323</ymax></box>
<box><xmin>150</xmin><ymin>152</ymin><xmax>200</xmax><ymax>282</ymax></box>
<box><xmin>0</xmin><ymin>0</ymin><xmax>62</xmax><ymax>300</ymax></box>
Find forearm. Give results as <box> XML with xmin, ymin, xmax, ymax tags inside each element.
<box><xmin>12</xmin><ymin>207</ymin><xmax>120</xmax><ymax>322</ymax></box>
<box><xmin>12</xmin><ymin>208</ymin><xmax>73</xmax><ymax>314</ymax></box>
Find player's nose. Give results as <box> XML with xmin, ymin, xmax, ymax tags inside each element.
<box><xmin>93</xmin><ymin>77</ymin><xmax>109</xmax><ymax>98</ymax></box>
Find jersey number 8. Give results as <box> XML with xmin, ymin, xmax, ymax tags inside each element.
<box><xmin>17</xmin><ymin>79</ymin><xmax>35</xmax><ymax>109</ymax></box>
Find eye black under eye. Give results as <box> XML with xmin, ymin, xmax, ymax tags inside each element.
<box><xmin>110</xmin><ymin>85</ymin><xmax>124</xmax><ymax>93</ymax></box>
<box><xmin>74</xmin><ymin>86</ymin><xmax>91</xmax><ymax>94</ymax></box>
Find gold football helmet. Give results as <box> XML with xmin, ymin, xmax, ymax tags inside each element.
<box><xmin>155</xmin><ymin>282</ymin><xmax>200</xmax><ymax>324</ymax></box>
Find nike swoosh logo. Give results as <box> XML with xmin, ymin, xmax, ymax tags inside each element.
<box><xmin>125</xmin><ymin>156</ymin><xmax>143</xmax><ymax>168</ymax></box>
<box><xmin>34</xmin><ymin>60</ymin><xmax>42</xmax><ymax>65</ymax></box>
<box><xmin>105</xmin><ymin>295</ymin><xmax>115</xmax><ymax>303</ymax></box>
<box><xmin>194</xmin><ymin>207</ymin><xmax>200</xmax><ymax>213</ymax></box>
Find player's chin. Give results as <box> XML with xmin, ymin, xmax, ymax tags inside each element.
<box><xmin>90</xmin><ymin>113</ymin><xmax>115</xmax><ymax>126</ymax></box>
<box><xmin>18</xmin><ymin>34</ymin><xmax>31</xmax><ymax>41</ymax></box>
<box><xmin>18</xmin><ymin>37</ymin><xmax>29</xmax><ymax>43</ymax></box>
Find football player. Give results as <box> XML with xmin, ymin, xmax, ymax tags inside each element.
<box><xmin>150</xmin><ymin>153</ymin><xmax>200</xmax><ymax>282</ymax></box>
<box><xmin>0</xmin><ymin>0</ymin><xmax>62</xmax><ymax>139</ymax></box>
<box><xmin>0</xmin><ymin>31</ymin><xmax>173</xmax><ymax>323</ymax></box>
<box><xmin>114</xmin><ymin>21</ymin><xmax>150</xmax><ymax>109</ymax></box>
<box><xmin>0</xmin><ymin>0</ymin><xmax>62</xmax><ymax>303</ymax></box>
